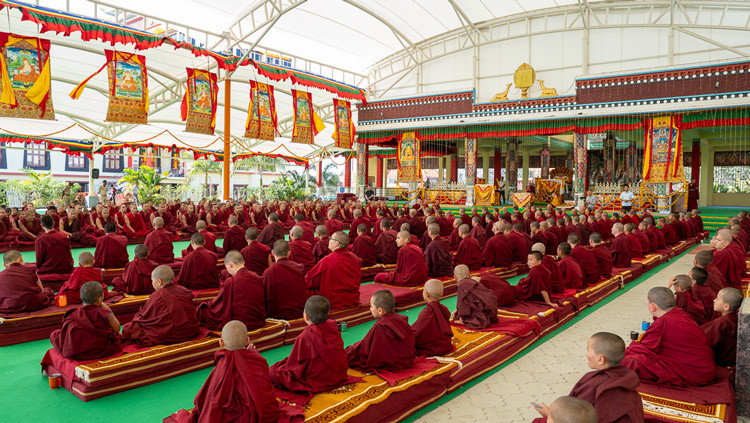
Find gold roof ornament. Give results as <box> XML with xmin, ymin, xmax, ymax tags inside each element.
<box><xmin>514</xmin><ymin>63</ymin><xmax>536</xmax><ymax>99</ymax></box>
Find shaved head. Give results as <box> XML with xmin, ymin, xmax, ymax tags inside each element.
<box><xmin>397</xmin><ymin>230</ymin><xmax>410</xmax><ymax>241</ymax></box>
<box><xmin>531</xmin><ymin>242</ymin><xmax>546</xmax><ymax>255</ymax></box>
<box><xmin>428</xmin><ymin>223</ymin><xmax>440</xmax><ymax>236</ymax></box>
<box><xmin>196</xmin><ymin>220</ymin><xmax>206</xmax><ymax>230</ymax></box>
<box><xmin>152</xmin><ymin>217</ymin><xmax>164</xmax><ymax>228</ymax></box>
<box><xmin>454</xmin><ymin>264</ymin><xmax>470</xmax><ymax>281</ymax></box>
<box><xmin>332</xmin><ymin>231</ymin><xmax>349</xmax><ymax>247</ymax></box>
<box><xmin>152</xmin><ymin>264</ymin><xmax>175</xmax><ymax>284</ymax></box>
<box><xmin>221</xmin><ymin>320</ymin><xmax>249</xmax><ymax>351</ymax></box>
<box><xmin>459</xmin><ymin>224</ymin><xmax>470</xmax><ymax>235</ymax></box>
<box><xmin>134</xmin><ymin>244</ymin><xmax>148</xmax><ymax>259</ymax></box>
<box><xmin>245</xmin><ymin>227</ymin><xmax>258</xmax><ymax>241</ymax></box>
<box><xmin>191</xmin><ymin>232</ymin><xmax>205</xmax><ymax>246</ymax></box>
<box><xmin>315</xmin><ymin>225</ymin><xmax>327</xmax><ymax>236</ymax></box>
<box><xmin>372</xmin><ymin>289</ymin><xmax>395</xmax><ymax>313</ymax></box>
<box><xmin>589</xmin><ymin>332</ymin><xmax>626</xmax><ymax>365</ymax></box>
<box><xmin>304</xmin><ymin>295</ymin><xmax>330</xmax><ymax>324</ymax></box>
<box><xmin>273</xmin><ymin>239</ymin><xmax>290</xmax><ymax>258</ymax></box>
<box><xmin>424</xmin><ymin>279</ymin><xmax>444</xmax><ymax>300</ymax></box>
<box><xmin>80</xmin><ymin>281</ymin><xmax>104</xmax><ymax>304</ymax></box>
<box><xmin>290</xmin><ymin>226</ymin><xmax>303</xmax><ymax>239</ymax></box>
<box><xmin>647</xmin><ymin>286</ymin><xmax>675</xmax><ymax>311</ymax></box>
<box><xmin>78</xmin><ymin>251</ymin><xmax>94</xmax><ymax>266</ymax></box>
<box><xmin>548</xmin><ymin>396</ymin><xmax>596</xmax><ymax>423</ymax></box>
<box><xmin>673</xmin><ymin>274</ymin><xmax>692</xmax><ymax>290</ymax></box>
<box><xmin>224</xmin><ymin>250</ymin><xmax>245</xmax><ymax>265</ymax></box>
<box><xmin>3</xmin><ymin>250</ymin><xmax>21</xmax><ymax>265</ymax></box>
<box><xmin>719</xmin><ymin>287</ymin><xmax>743</xmax><ymax>312</ymax></box>
<box><xmin>695</xmin><ymin>250</ymin><xmax>713</xmax><ymax>267</ymax></box>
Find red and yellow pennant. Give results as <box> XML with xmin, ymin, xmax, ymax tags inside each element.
<box><xmin>331</xmin><ymin>98</ymin><xmax>355</xmax><ymax>149</ymax></box>
<box><xmin>180</xmin><ymin>68</ymin><xmax>218</xmax><ymax>135</ymax></box>
<box><xmin>397</xmin><ymin>131</ymin><xmax>422</xmax><ymax>183</ymax></box>
<box><xmin>643</xmin><ymin>115</ymin><xmax>684</xmax><ymax>183</ymax></box>
<box><xmin>244</xmin><ymin>81</ymin><xmax>278</xmax><ymax>141</ymax></box>
<box><xmin>0</xmin><ymin>32</ymin><xmax>54</xmax><ymax>119</ymax></box>
<box><xmin>291</xmin><ymin>89</ymin><xmax>324</xmax><ymax>144</ymax></box>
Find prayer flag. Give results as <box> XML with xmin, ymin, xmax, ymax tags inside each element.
<box><xmin>244</xmin><ymin>81</ymin><xmax>278</xmax><ymax>141</ymax></box>
<box><xmin>643</xmin><ymin>115</ymin><xmax>684</xmax><ymax>183</ymax></box>
<box><xmin>180</xmin><ymin>68</ymin><xmax>218</xmax><ymax>135</ymax></box>
<box><xmin>0</xmin><ymin>32</ymin><xmax>54</xmax><ymax>119</ymax></box>
<box><xmin>397</xmin><ymin>132</ymin><xmax>422</xmax><ymax>183</ymax></box>
<box><xmin>291</xmin><ymin>89</ymin><xmax>324</xmax><ymax>144</ymax></box>
<box><xmin>331</xmin><ymin>98</ymin><xmax>355</xmax><ymax>149</ymax></box>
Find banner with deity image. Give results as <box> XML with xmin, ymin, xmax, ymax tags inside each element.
<box><xmin>643</xmin><ymin>115</ymin><xmax>684</xmax><ymax>183</ymax></box>
<box><xmin>244</xmin><ymin>81</ymin><xmax>278</xmax><ymax>141</ymax></box>
<box><xmin>70</xmin><ymin>50</ymin><xmax>149</xmax><ymax>124</ymax></box>
<box><xmin>331</xmin><ymin>98</ymin><xmax>355</xmax><ymax>149</ymax></box>
<box><xmin>0</xmin><ymin>33</ymin><xmax>54</xmax><ymax>119</ymax></box>
<box><xmin>397</xmin><ymin>131</ymin><xmax>421</xmax><ymax>183</ymax></box>
<box><xmin>180</xmin><ymin>68</ymin><xmax>218</xmax><ymax>135</ymax></box>
<box><xmin>291</xmin><ymin>89</ymin><xmax>325</xmax><ymax>144</ymax></box>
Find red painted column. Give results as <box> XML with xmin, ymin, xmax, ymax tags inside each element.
<box><xmin>344</xmin><ymin>158</ymin><xmax>351</xmax><ymax>189</ymax></box>
<box><xmin>364</xmin><ymin>144</ymin><xmax>369</xmax><ymax>186</ymax></box>
<box><xmin>493</xmin><ymin>148</ymin><xmax>502</xmax><ymax>185</ymax></box>
<box><xmin>376</xmin><ymin>157</ymin><xmax>383</xmax><ymax>188</ymax></box>
<box><xmin>316</xmin><ymin>162</ymin><xmax>323</xmax><ymax>187</ymax></box>
<box><xmin>450</xmin><ymin>155</ymin><xmax>458</xmax><ymax>182</ymax></box>
<box><xmin>691</xmin><ymin>139</ymin><xmax>700</xmax><ymax>183</ymax></box>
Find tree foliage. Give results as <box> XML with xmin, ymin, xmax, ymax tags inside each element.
<box><xmin>120</xmin><ymin>165</ymin><xmax>167</xmax><ymax>203</ymax></box>
<box><xmin>0</xmin><ymin>169</ymin><xmax>81</xmax><ymax>206</ymax></box>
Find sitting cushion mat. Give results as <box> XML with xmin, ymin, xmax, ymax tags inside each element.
<box><xmin>0</xmin><ymin>238</ymin><xmax>699</xmax><ymax>422</ymax></box>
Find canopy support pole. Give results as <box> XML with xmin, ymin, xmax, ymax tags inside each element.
<box><xmin>223</xmin><ymin>78</ymin><xmax>231</xmax><ymax>201</ymax></box>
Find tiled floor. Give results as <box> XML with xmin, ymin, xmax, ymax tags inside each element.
<box><xmin>416</xmin><ymin>252</ymin><xmax>702</xmax><ymax>423</ymax></box>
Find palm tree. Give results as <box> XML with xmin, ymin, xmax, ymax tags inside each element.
<box><xmin>322</xmin><ymin>163</ymin><xmax>340</xmax><ymax>189</ymax></box>
<box><xmin>190</xmin><ymin>159</ymin><xmax>222</xmax><ymax>197</ymax></box>
<box><xmin>120</xmin><ymin>165</ymin><xmax>167</xmax><ymax>203</ymax></box>
<box><xmin>287</xmin><ymin>169</ymin><xmax>315</xmax><ymax>190</ymax></box>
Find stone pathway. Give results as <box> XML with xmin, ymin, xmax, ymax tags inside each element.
<box><xmin>416</xmin><ymin>251</ymin><xmax>698</xmax><ymax>423</ymax></box>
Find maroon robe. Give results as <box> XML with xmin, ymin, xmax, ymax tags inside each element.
<box><xmin>542</xmin><ymin>255</ymin><xmax>565</xmax><ymax>294</ymax></box>
<box><xmin>701</xmin><ymin>311</ymin><xmax>737</xmax><ymax>367</ymax></box>
<box><xmin>269</xmin><ymin>319</ymin><xmax>349</xmax><ymax>393</ymax></box>
<box><xmin>625</xmin><ymin>233</ymin><xmax>644</xmax><ymax>259</ymax></box>
<box><xmin>374</xmin><ymin>243</ymin><xmax>428</xmax><ymax>286</ymax></box>
<box><xmin>661</xmin><ymin>224</ymin><xmax>678</xmax><ymax>246</ymax></box>
<box><xmin>197</xmin><ymin>267</ymin><xmax>265</xmax><ymax>331</ymax></box>
<box><xmin>507</xmin><ymin>231</ymin><xmax>529</xmax><ymax>263</ymax></box>
<box><xmin>610</xmin><ymin>234</ymin><xmax>631</xmax><ymax>268</ymax></box>
<box><xmin>350</xmin><ymin>234</ymin><xmax>377</xmax><ymax>267</ymax></box>
<box><xmin>257</xmin><ymin>222</ymin><xmax>285</xmax><ymax>249</ymax></box>
<box><xmin>455</xmin><ymin>278</ymin><xmax>499</xmax><ymax>330</ymax></box>
<box><xmin>111</xmin><ymin>258</ymin><xmax>158</xmax><ymax>295</ymax></box>
<box><xmin>482</xmin><ymin>233</ymin><xmax>513</xmax><ymax>268</ymax></box>
<box><xmin>297</xmin><ymin>220</ymin><xmax>316</xmax><ymax>244</ymax></box>
<box><xmin>448</xmin><ymin>227</ymin><xmax>460</xmax><ymax>251</ymax></box>
<box><xmin>324</xmin><ymin>219</ymin><xmax>343</xmax><ymax>239</ymax></box>
<box><xmin>178</xmin><ymin>247</ymin><xmax>220</xmax><ymax>290</ymax></box>
<box><xmin>34</xmin><ymin>230</ymin><xmax>74</xmax><ymax>275</ymax></box>
<box><xmin>412</xmin><ymin>301</ymin><xmax>454</xmax><ymax>356</ymax></box>
<box><xmin>0</xmin><ymin>263</ymin><xmax>53</xmax><ymax>312</ymax></box>
<box><xmin>634</xmin><ymin>231</ymin><xmax>650</xmax><ymax>255</ymax></box>
<box><xmin>288</xmin><ymin>239</ymin><xmax>316</xmax><ymax>275</ymax></box>
<box><xmin>313</xmin><ymin>237</ymin><xmax>332</xmax><ymax>262</ymax></box>
<box><xmin>18</xmin><ymin>217</ymin><xmax>42</xmax><ymax>241</ymax></box>
<box><xmin>124</xmin><ymin>212</ymin><xmax>149</xmax><ymax>238</ymax></box>
<box><xmin>621</xmin><ymin>308</ymin><xmax>715</xmax><ymax>387</ymax></box>
<box><xmin>479</xmin><ymin>273</ymin><xmax>515</xmax><ymax>307</ymax></box>
<box><xmin>374</xmin><ymin>231</ymin><xmax>398</xmax><ymax>265</ymax></box>
<box><xmin>122</xmin><ymin>284</ymin><xmax>200</xmax><ymax>346</ymax></box>
<box><xmin>566</xmin><ymin>366</ymin><xmax>644</xmax><ymax>423</ymax></box>
<box><xmin>58</xmin><ymin>267</ymin><xmax>107</xmax><ymax>304</ymax></box>
<box><xmin>675</xmin><ymin>290</ymin><xmax>707</xmax><ymax>326</ymax></box>
<box><xmin>712</xmin><ymin>247</ymin><xmax>745</xmax><ymax>288</ymax></box>
<box><xmin>94</xmin><ymin>234</ymin><xmax>129</xmax><ymax>268</ymax></box>
<box><xmin>347</xmin><ymin>312</ymin><xmax>415</xmax><ymax>372</ymax></box>
<box><xmin>453</xmin><ymin>236</ymin><xmax>483</xmax><ymax>271</ymax></box>
<box><xmin>692</xmin><ymin>283</ymin><xmax>717</xmax><ymax>323</ymax></box>
<box><xmin>144</xmin><ymin>227</ymin><xmax>175</xmax><ymax>264</ymax></box>
<box><xmin>516</xmin><ymin>266</ymin><xmax>551</xmax><ymax>301</ymax></box>
<box><xmin>348</xmin><ymin>217</ymin><xmax>370</xmax><ymax>244</ymax></box>
<box><xmin>591</xmin><ymin>245</ymin><xmax>614</xmax><ymax>279</ymax></box>
<box><xmin>222</xmin><ymin>225</ymin><xmax>247</xmax><ymax>254</ymax></box>
<box><xmin>49</xmin><ymin>305</ymin><xmax>121</xmax><ymax>360</ymax></box>
<box><xmin>262</xmin><ymin>258</ymin><xmax>307</xmax><ymax>320</ymax></box>
<box><xmin>468</xmin><ymin>225</ymin><xmax>488</xmax><ymax>250</ymax></box>
<box><xmin>305</xmin><ymin>248</ymin><xmax>362</xmax><ymax>311</ymax></box>
<box><xmin>558</xmin><ymin>256</ymin><xmax>584</xmax><ymax>290</ymax></box>
<box><xmin>569</xmin><ymin>245</ymin><xmax>600</xmax><ymax>285</ymax></box>
<box><xmin>240</xmin><ymin>241</ymin><xmax>271</xmax><ymax>276</ymax></box>
<box><xmin>542</xmin><ymin>231</ymin><xmax>559</xmax><ymax>260</ymax></box>
<box><xmin>424</xmin><ymin>236</ymin><xmax>453</xmax><ymax>278</ymax></box>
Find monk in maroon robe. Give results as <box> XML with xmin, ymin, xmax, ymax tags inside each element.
<box><xmin>557</xmin><ymin>243</ymin><xmax>584</xmax><ymax>290</ymax></box>
<box><xmin>588</xmin><ymin>233</ymin><xmax>613</xmax><ymax>279</ymax></box>
<box><xmin>609</xmin><ymin>223</ymin><xmax>631</xmax><ymax>268</ymax></box>
<box><xmin>94</xmin><ymin>222</ymin><xmax>129</xmax><ymax>269</ymax></box>
<box><xmin>181</xmin><ymin>221</ymin><xmax>220</xmax><ymax>257</ymax></box>
<box><xmin>469</xmin><ymin>216</ymin><xmax>488</xmax><ymax>250</ymax></box>
<box><xmin>483</xmin><ymin>222</ymin><xmax>514</xmax><ymax>268</ymax></box>
<box><xmin>350</xmin><ymin>224</ymin><xmax>377</xmax><ymax>267</ymax></box>
<box><xmin>0</xmin><ymin>250</ymin><xmax>53</xmax><ymax>313</ymax></box>
<box><xmin>288</xmin><ymin>226</ymin><xmax>316</xmax><ymax>275</ymax></box>
<box><xmin>111</xmin><ymin>245</ymin><xmax>158</xmax><ymax>295</ymax></box>
<box><xmin>671</xmin><ymin>275</ymin><xmax>707</xmax><ymax>326</ymax></box>
<box><xmin>312</xmin><ymin>225</ymin><xmax>332</xmax><ymax>262</ymax></box>
<box><xmin>50</xmin><ymin>281</ymin><xmax>121</xmax><ymax>360</ymax></box>
<box><xmin>223</xmin><ymin>216</ymin><xmax>248</xmax><ymax>255</ymax></box>
<box><xmin>124</xmin><ymin>204</ymin><xmax>149</xmax><ymax>238</ymax></box>
<box><xmin>424</xmin><ymin>223</ymin><xmax>453</xmax><ymax>278</ymax></box>
<box><xmin>144</xmin><ymin>217</ymin><xmax>174</xmax><ymax>264</ymax></box>
<box><xmin>478</xmin><ymin>273</ymin><xmax>516</xmax><ymax>307</ymax></box>
<box><xmin>348</xmin><ymin>209</ymin><xmax>370</xmax><ymax>244</ymax></box>
<box><xmin>452</xmin><ymin>265</ymin><xmax>498</xmax><ymax>330</ymax></box>
<box><xmin>197</xmin><ymin>251</ymin><xmax>265</xmax><ymax>331</ymax></box>
<box><xmin>269</xmin><ymin>296</ymin><xmax>349</xmax><ymax>393</ymax></box>
<box><xmin>305</xmin><ymin>231</ymin><xmax>362</xmax><ymax>311</ymax></box>
<box><xmin>58</xmin><ymin>252</ymin><xmax>108</xmax><ymax>305</ymax></box>
<box><xmin>701</xmin><ymin>287</ymin><xmax>741</xmax><ymax>367</ymax></box>
<box><xmin>34</xmin><ymin>215</ymin><xmax>74</xmax><ymax>275</ymax></box>
<box><xmin>324</xmin><ymin>210</ymin><xmax>343</xmax><ymax>239</ymax></box>
<box><xmin>375</xmin><ymin>231</ymin><xmax>428</xmax><ymax>286</ymax></box>
<box><xmin>453</xmin><ymin>224</ymin><xmax>483</xmax><ymax>271</ymax></box>
<box><xmin>621</xmin><ymin>287</ymin><xmax>715</xmax><ymax>387</ymax></box>
<box><xmin>412</xmin><ymin>279</ymin><xmax>455</xmax><ymax>356</ymax></box>
<box><xmin>516</xmin><ymin>252</ymin><xmax>556</xmax><ymax>308</ymax></box>
<box><xmin>257</xmin><ymin>212</ymin><xmax>285</xmax><ymax>249</ymax></box>
<box><xmin>347</xmin><ymin>290</ymin><xmax>415</xmax><ymax>371</ymax></box>
<box><xmin>567</xmin><ymin>235</ymin><xmax>600</xmax><ymax>285</ymax></box>
<box><xmin>712</xmin><ymin>229</ymin><xmax>745</xmax><ymax>288</ymax></box>
<box><xmin>374</xmin><ymin>219</ymin><xmax>399</xmax><ymax>265</ymax></box>
<box><xmin>531</xmin><ymin>243</ymin><xmax>564</xmax><ymax>294</ymax></box>
<box><xmin>236</xmin><ymin>227</ymin><xmax>270</xmax><ymax>276</ymax></box>
<box><xmin>262</xmin><ymin>240</ymin><xmax>307</xmax><ymax>320</ymax></box>
<box><xmin>17</xmin><ymin>210</ymin><xmax>42</xmax><ymax>242</ymax></box>
<box><xmin>167</xmin><ymin>321</ymin><xmax>279</xmax><ymax>423</ymax></box>
<box><xmin>122</xmin><ymin>265</ymin><xmax>200</xmax><ymax>346</ymax></box>
<box><xmin>178</xmin><ymin>233</ymin><xmax>220</xmax><ymax>290</ymax></box>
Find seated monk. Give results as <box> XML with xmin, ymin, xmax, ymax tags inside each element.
<box><xmin>374</xmin><ymin>230</ymin><xmax>428</xmax><ymax>286</ymax></box>
<box><xmin>424</xmin><ymin>223</ymin><xmax>453</xmax><ymax>278</ymax></box>
<box><xmin>179</xmin><ymin>204</ymin><xmax>200</xmax><ymax>234</ymax></box>
<box><xmin>701</xmin><ymin>287</ymin><xmax>742</xmax><ymax>367</ymax></box>
<box><xmin>111</xmin><ymin>245</ymin><xmax>158</xmax><ymax>295</ymax></box>
<box><xmin>620</xmin><ymin>287</ymin><xmax>715</xmax><ymax>387</ymax></box>
<box><xmin>123</xmin><ymin>203</ymin><xmax>149</xmax><ymax>238</ymax></box>
<box><xmin>0</xmin><ymin>250</ymin><xmax>54</xmax><ymax>313</ymax></box>
<box><xmin>347</xmin><ymin>289</ymin><xmax>415</xmax><ymax>372</ymax></box>
<box><xmin>257</xmin><ymin>212</ymin><xmax>285</xmax><ymax>249</ymax></box>
<box><xmin>169</xmin><ymin>320</ymin><xmax>279</xmax><ymax>423</ymax></box>
<box><xmin>350</xmin><ymin>224</ymin><xmax>377</xmax><ymax>267</ymax></box>
<box><xmin>505</xmin><ymin>223</ymin><xmax>529</xmax><ymax>263</ymax></box>
<box><xmin>269</xmin><ymin>296</ymin><xmax>349</xmax><ymax>394</ymax></box>
<box><xmin>313</xmin><ymin>225</ymin><xmax>332</xmax><ymax>262</ymax></box>
<box><xmin>181</xmin><ymin>220</ymin><xmax>219</xmax><ymax>257</ymax></box>
<box><xmin>17</xmin><ymin>209</ymin><xmax>42</xmax><ymax>242</ymax></box>
<box><xmin>537</xmin><ymin>396</ymin><xmax>596</xmax><ymax>423</ymax></box>
<box><xmin>293</xmin><ymin>213</ymin><xmax>316</xmax><ymax>244</ymax></box>
<box><xmin>223</xmin><ymin>216</ymin><xmax>248</xmax><ymax>254</ymax></box>
<box><xmin>374</xmin><ymin>218</ymin><xmax>398</xmax><ymax>265</ymax></box>
<box><xmin>567</xmin><ymin>233</ymin><xmax>600</xmax><ymax>285</ymax></box>
<box><xmin>609</xmin><ymin>223</ymin><xmax>631</xmax><ymax>268</ymax></box>
<box><xmin>144</xmin><ymin>217</ymin><xmax>174</xmax><ymax>264</ymax></box>
<box><xmin>241</xmin><ymin>227</ymin><xmax>271</xmax><ymax>276</ymax></box>
<box><xmin>262</xmin><ymin>240</ymin><xmax>307</xmax><ymax>320</ymax></box>
<box><xmin>58</xmin><ymin>252</ymin><xmax>108</xmax><ymax>305</ymax></box>
<box><xmin>348</xmin><ymin>209</ymin><xmax>370</xmax><ymax>244</ymax></box>
<box><xmin>35</xmin><ymin>215</ymin><xmax>74</xmax><ymax>275</ymax></box>
<box><xmin>516</xmin><ymin>251</ymin><xmax>556</xmax><ymax>308</ymax></box>
<box><xmin>623</xmin><ymin>223</ymin><xmax>644</xmax><ymax>259</ymax></box>
<box><xmin>533</xmin><ymin>332</ymin><xmax>643</xmax><ymax>423</ymax></box>
<box><xmin>531</xmin><ymin>243</ymin><xmax>564</xmax><ymax>294</ymax></box>
<box><xmin>689</xmin><ymin>267</ymin><xmax>717</xmax><ymax>323</ymax></box>
<box><xmin>121</xmin><ymin>265</ymin><xmax>200</xmax><ymax>346</ymax></box>
<box><xmin>635</xmin><ymin>222</ymin><xmax>652</xmax><ymax>254</ymax></box>
<box><xmin>178</xmin><ymin>233</ymin><xmax>220</xmax><ymax>290</ymax></box>
<box><xmin>694</xmin><ymin>250</ymin><xmax>728</xmax><ymax>292</ymax></box>
<box><xmin>469</xmin><ymin>216</ymin><xmax>488</xmax><ymax>250</ymax></box>
<box><xmin>479</xmin><ymin>273</ymin><xmax>516</xmax><ymax>307</ymax></box>
<box><xmin>483</xmin><ymin>222</ymin><xmax>514</xmax><ymax>269</ymax></box>
<box><xmin>451</xmin><ymin>265</ymin><xmax>499</xmax><ymax>330</ymax></box>
<box><xmin>669</xmin><ymin>274</ymin><xmax>707</xmax><ymax>325</ymax></box>
<box><xmin>453</xmin><ymin>224</ymin><xmax>483</xmax><ymax>271</ymax></box>
<box><xmin>588</xmin><ymin>232</ymin><xmax>613</xmax><ymax>279</ymax></box>
<box><xmin>712</xmin><ymin>229</ymin><xmax>745</xmax><ymax>288</ymax></box>
<box><xmin>305</xmin><ymin>231</ymin><xmax>362</xmax><ymax>311</ymax></box>
<box><xmin>448</xmin><ymin>218</ymin><xmax>462</xmax><ymax>250</ymax></box>
<box><xmin>94</xmin><ymin>222</ymin><xmax>129</xmax><ymax>269</ymax></box>
<box><xmin>557</xmin><ymin>242</ymin><xmax>584</xmax><ymax>290</ymax></box>
<box><xmin>324</xmin><ymin>209</ymin><xmax>344</xmax><ymax>239</ymax></box>
<box><xmin>288</xmin><ymin>226</ymin><xmax>315</xmax><ymax>275</ymax></box>
<box><xmin>412</xmin><ymin>279</ymin><xmax>455</xmax><ymax>356</ymax></box>
<box><xmin>49</xmin><ymin>281</ymin><xmax>122</xmax><ymax>360</ymax></box>
<box><xmin>197</xmin><ymin>251</ymin><xmax>265</xmax><ymax>331</ymax></box>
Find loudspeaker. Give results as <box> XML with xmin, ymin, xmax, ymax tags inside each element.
<box><xmin>92</xmin><ymin>168</ymin><xmax>100</xmax><ymax>179</ymax></box>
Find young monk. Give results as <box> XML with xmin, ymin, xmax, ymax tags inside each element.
<box><xmin>121</xmin><ymin>265</ymin><xmax>200</xmax><ymax>346</ymax></box>
<box><xmin>94</xmin><ymin>222</ymin><xmax>129</xmax><ymax>269</ymax></box>
<box><xmin>240</xmin><ymin>227</ymin><xmax>272</xmax><ymax>276</ymax></box>
<box><xmin>412</xmin><ymin>279</ymin><xmax>455</xmax><ymax>356</ymax></box>
<box><xmin>532</xmin><ymin>243</ymin><xmax>564</xmax><ymax>294</ymax></box>
<box><xmin>701</xmin><ymin>287</ymin><xmax>742</xmax><ymax>367</ymax></box>
<box><xmin>223</xmin><ymin>216</ymin><xmax>247</xmax><ymax>254</ymax></box>
<box><xmin>689</xmin><ymin>267</ymin><xmax>717</xmax><ymax>323</ymax></box>
<box><xmin>609</xmin><ymin>223</ymin><xmax>631</xmax><ymax>268</ymax></box>
<box><xmin>0</xmin><ymin>250</ymin><xmax>54</xmax><ymax>313</ymax></box>
<box><xmin>350</xmin><ymin>223</ymin><xmax>377</xmax><ymax>267</ymax></box>
<box><xmin>168</xmin><ymin>320</ymin><xmax>279</xmax><ymax>423</ymax></box>
<box><xmin>534</xmin><ymin>332</ymin><xmax>643</xmax><ymax>423</ymax></box>
<box><xmin>111</xmin><ymin>245</ymin><xmax>158</xmax><ymax>295</ymax></box>
<box><xmin>451</xmin><ymin>264</ymin><xmax>499</xmax><ymax>330</ymax></box>
<box><xmin>144</xmin><ymin>217</ymin><xmax>174</xmax><ymax>264</ymax></box>
<box><xmin>269</xmin><ymin>296</ymin><xmax>349</xmax><ymax>394</ymax></box>
<box><xmin>197</xmin><ymin>250</ymin><xmax>265</xmax><ymax>331</ymax></box>
<box><xmin>178</xmin><ymin>233</ymin><xmax>219</xmax><ymax>290</ymax></box>
<box><xmin>257</xmin><ymin>212</ymin><xmax>285</xmax><ymax>249</ymax></box>
<box><xmin>374</xmin><ymin>230</ymin><xmax>428</xmax><ymax>286</ymax></box>
<box><xmin>557</xmin><ymin>242</ymin><xmax>584</xmax><ymax>290</ymax></box>
<box><xmin>57</xmin><ymin>252</ymin><xmax>107</xmax><ymax>305</ymax></box>
<box><xmin>516</xmin><ymin>251</ymin><xmax>557</xmax><ymax>308</ymax></box>
<box><xmin>538</xmin><ymin>396</ymin><xmax>596</xmax><ymax>423</ymax></box>
<box><xmin>669</xmin><ymin>274</ymin><xmax>707</xmax><ymax>325</ymax></box>
<box><xmin>374</xmin><ymin>219</ymin><xmax>398</xmax><ymax>265</ymax></box>
<box><xmin>305</xmin><ymin>231</ymin><xmax>362</xmax><ymax>311</ymax></box>
<box><xmin>478</xmin><ymin>273</ymin><xmax>516</xmax><ymax>307</ymax></box>
<box><xmin>262</xmin><ymin>240</ymin><xmax>307</xmax><ymax>320</ymax></box>
<box><xmin>567</xmin><ymin>233</ymin><xmax>600</xmax><ymax>285</ymax></box>
<box><xmin>424</xmin><ymin>223</ymin><xmax>453</xmax><ymax>278</ymax></box>
<box><xmin>453</xmin><ymin>224</ymin><xmax>483</xmax><ymax>270</ymax></box>
<box><xmin>35</xmin><ymin>215</ymin><xmax>74</xmax><ymax>275</ymax></box>
<box><xmin>347</xmin><ymin>289</ymin><xmax>416</xmax><ymax>372</ymax></box>
<box><xmin>588</xmin><ymin>232</ymin><xmax>613</xmax><ymax>279</ymax></box>
<box><xmin>482</xmin><ymin>221</ymin><xmax>514</xmax><ymax>269</ymax></box>
<box><xmin>50</xmin><ymin>281</ymin><xmax>122</xmax><ymax>360</ymax></box>
<box><xmin>288</xmin><ymin>226</ymin><xmax>315</xmax><ymax>275</ymax></box>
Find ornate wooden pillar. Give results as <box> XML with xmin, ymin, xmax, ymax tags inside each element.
<box><xmin>465</xmin><ymin>138</ymin><xmax>478</xmax><ymax>205</ymax></box>
<box><xmin>603</xmin><ymin>133</ymin><xmax>616</xmax><ymax>184</ymax></box>
<box><xmin>506</xmin><ymin>139</ymin><xmax>519</xmax><ymax>193</ymax></box>
<box><xmin>573</xmin><ymin>133</ymin><xmax>588</xmax><ymax>204</ymax></box>
<box><xmin>541</xmin><ymin>146</ymin><xmax>550</xmax><ymax>179</ymax></box>
<box><xmin>493</xmin><ymin>147</ymin><xmax>502</xmax><ymax>186</ymax></box>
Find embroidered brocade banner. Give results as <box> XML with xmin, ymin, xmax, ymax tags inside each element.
<box><xmin>332</xmin><ymin>98</ymin><xmax>355</xmax><ymax>149</ymax></box>
<box><xmin>181</xmin><ymin>68</ymin><xmax>218</xmax><ymax>135</ymax></box>
<box><xmin>291</xmin><ymin>89</ymin><xmax>324</xmax><ymax>144</ymax></box>
<box><xmin>397</xmin><ymin>131</ymin><xmax>421</xmax><ymax>183</ymax></box>
<box><xmin>244</xmin><ymin>81</ymin><xmax>278</xmax><ymax>141</ymax></box>
<box><xmin>0</xmin><ymin>32</ymin><xmax>54</xmax><ymax>119</ymax></box>
<box><xmin>643</xmin><ymin>116</ymin><xmax>684</xmax><ymax>183</ymax></box>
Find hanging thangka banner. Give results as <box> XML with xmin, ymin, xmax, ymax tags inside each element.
<box><xmin>332</xmin><ymin>98</ymin><xmax>355</xmax><ymax>149</ymax></box>
<box><xmin>70</xmin><ymin>50</ymin><xmax>148</xmax><ymax>124</ymax></box>
<box><xmin>397</xmin><ymin>131</ymin><xmax>421</xmax><ymax>183</ymax></box>
<box><xmin>291</xmin><ymin>89</ymin><xmax>324</xmax><ymax>144</ymax></box>
<box><xmin>244</xmin><ymin>81</ymin><xmax>278</xmax><ymax>141</ymax></box>
<box><xmin>180</xmin><ymin>68</ymin><xmax>218</xmax><ymax>135</ymax></box>
<box><xmin>0</xmin><ymin>33</ymin><xmax>54</xmax><ymax>119</ymax></box>
<box><xmin>643</xmin><ymin>115</ymin><xmax>684</xmax><ymax>183</ymax></box>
